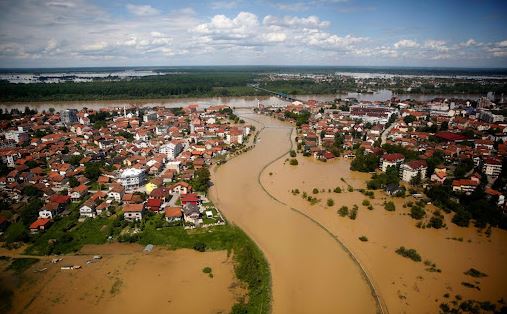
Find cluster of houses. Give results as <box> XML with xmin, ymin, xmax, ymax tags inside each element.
<box><xmin>260</xmin><ymin>95</ymin><xmax>506</xmax><ymax>209</ymax></box>
<box><xmin>0</xmin><ymin>104</ymin><xmax>248</xmax><ymax>233</ymax></box>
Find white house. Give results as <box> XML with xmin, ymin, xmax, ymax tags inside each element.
<box><xmin>381</xmin><ymin>153</ymin><xmax>405</xmax><ymax>172</ymax></box>
<box><xmin>159</xmin><ymin>142</ymin><xmax>183</xmax><ymax>160</ymax></box>
<box><xmin>401</xmin><ymin>160</ymin><xmax>427</xmax><ymax>182</ymax></box>
<box><xmin>483</xmin><ymin>158</ymin><xmax>502</xmax><ymax>177</ymax></box>
<box><xmin>108</xmin><ymin>184</ymin><xmax>125</xmax><ymax>202</ymax></box>
<box><xmin>123</xmin><ymin>204</ymin><xmax>144</xmax><ymax>221</ymax></box>
<box><xmin>118</xmin><ymin>168</ymin><xmax>145</xmax><ymax>191</ymax></box>
<box><xmin>79</xmin><ymin>202</ymin><xmax>96</xmax><ymax>219</ymax></box>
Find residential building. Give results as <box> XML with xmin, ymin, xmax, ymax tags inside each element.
<box><xmin>159</xmin><ymin>142</ymin><xmax>183</xmax><ymax>160</ymax></box>
<box><xmin>123</xmin><ymin>203</ymin><xmax>144</xmax><ymax>221</ymax></box>
<box><xmin>61</xmin><ymin>109</ymin><xmax>79</xmax><ymax>125</ymax></box>
<box><xmin>381</xmin><ymin>153</ymin><xmax>405</xmax><ymax>172</ymax></box>
<box><xmin>483</xmin><ymin>158</ymin><xmax>502</xmax><ymax>177</ymax></box>
<box><xmin>118</xmin><ymin>168</ymin><xmax>145</xmax><ymax>191</ymax></box>
<box><xmin>401</xmin><ymin>160</ymin><xmax>427</xmax><ymax>182</ymax></box>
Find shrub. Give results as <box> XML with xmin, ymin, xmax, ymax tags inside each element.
<box><xmin>202</xmin><ymin>266</ymin><xmax>212</xmax><ymax>274</ymax></box>
<box><xmin>367</xmin><ymin>205</ymin><xmax>373</xmax><ymax>210</ymax></box>
<box><xmin>395</xmin><ymin>246</ymin><xmax>422</xmax><ymax>262</ymax></box>
<box><xmin>359</xmin><ymin>236</ymin><xmax>368</xmax><ymax>242</ymax></box>
<box><xmin>349</xmin><ymin>207</ymin><xmax>358</xmax><ymax>220</ymax></box>
<box><xmin>312</xmin><ymin>188</ymin><xmax>319</xmax><ymax>194</ymax></box>
<box><xmin>289</xmin><ymin>159</ymin><xmax>298</xmax><ymax>166</ymax></box>
<box><xmin>428</xmin><ymin>215</ymin><xmax>444</xmax><ymax>229</ymax></box>
<box><xmin>289</xmin><ymin>150</ymin><xmax>297</xmax><ymax>157</ymax></box>
<box><xmin>464</xmin><ymin>268</ymin><xmax>487</xmax><ymax>278</ymax></box>
<box><xmin>362</xmin><ymin>200</ymin><xmax>370</xmax><ymax>206</ymax></box>
<box><xmin>410</xmin><ymin>206</ymin><xmax>425</xmax><ymax>219</ymax></box>
<box><xmin>333</xmin><ymin>187</ymin><xmax>342</xmax><ymax>193</ymax></box>
<box><xmin>193</xmin><ymin>242</ymin><xmax>207</xmax><ymax>252</ymax></box>
<box><xmin>327</xmin><ymin>199</ymin><xmax>334</xmax><ymax>207</ymax></box>
<box><xmin>338</xmin><ymin>206</ymin><xmax>349</xmax><ymax>217</ymax></box>
<box><xmin>347</xmin><ymin>185</ymin><xmax>353</xmax><ymax>192</ymax></box>
<box><xmin>384</xmin><ymin>201</ymin><xmax>396</xmax><ymax>212</ymax></box>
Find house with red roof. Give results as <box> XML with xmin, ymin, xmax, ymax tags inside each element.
<box><xmin>168</xmin><ymin>182</ymin><xmax>192</xmax><ymax>195</ymax></box>
<box><xmin>452</xmin><ymin>178</ymin><xmax>480</xmax><ymax>194</ymax></box>
<box><xmin>401</xmin><ymin>160</ymin><xmax>427</xmax><ymax>182</ymax></box>
<box><xmin>165</xmin><ymin>207</ymin><xmax>183</xmax><ymax>222</ymax></box>
<box><xmin>381</xmin><ymin>153</ymin><xmax>405</xmax><ymax>172</ymax></box>
<box><xmin>123</xmin><ymin>204</ymin><xmax>144</xmax><ymax>221</ymax></box>
<box><xmin>29</xmin><ymin>218</ymin><xmax>52</xmax><ymax>233</ymax></box>
<box><xmin>69</xmin><ymin>184</ymin><xmax>89</xmax><ymax>201</ymax></box>
<box><xmin>146</xmin><ymin>198</ymin><xmax>163</xmax><ymax>212</ymax></box>
<box><xmin>180</xmin><ymin>193</ymin><xmax>200</xmax><ymax>206</ymax></box>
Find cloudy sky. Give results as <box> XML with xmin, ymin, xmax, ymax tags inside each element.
<box><xmin>0</xmin><ymin>0</ymin><xmax>506</xmax><ymax>68</ymax></box>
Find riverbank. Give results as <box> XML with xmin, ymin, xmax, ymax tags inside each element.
<box><xmin>210</xmin><ymin>113</ymin><xmax>378</xmax><ymax>313</ymax></box>
<box><xmin>261</xmin><ymin>155</ymin><xmax>507</xmax><ymax>313</ymax></box>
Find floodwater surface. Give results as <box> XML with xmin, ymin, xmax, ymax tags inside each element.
<box><xmin>209</xmin><ymin>112</ymin><xmax>378</xmax><ymax>314</ymax></box>
<box><xmin>261</xmin><ymin>152</ymin><xmax>507</xmax><ymax>314</ymax></box>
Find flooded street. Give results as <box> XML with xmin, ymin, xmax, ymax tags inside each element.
<box><xmin>209</xmin><ymin>112</ymin><xmax>378</xmax><ymax>314</ymax></box>
<box><xmin>261</xmin><ymin>153</ymin><xmax>507</xmax><ymax>313</ymax></box>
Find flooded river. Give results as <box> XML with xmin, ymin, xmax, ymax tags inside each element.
<box><xmin>209</xmin><ymin>112</ymin><xmax>378</xmax><ymax>313</ymax></box>
<box><xmin>0</xmin><ymin>90</ymin><xmax>484</xmax><ymax>112</ymax></box>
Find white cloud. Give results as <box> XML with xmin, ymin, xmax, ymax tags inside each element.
<box><xmin>423</xmin><ymin>40</ymin><xmax>448</xmax><ymax>52</ymax></box>
<box><xmin>81</xmin><ymin>41</ymin><xmax>108</xmax><ymax>51</ymax></box>
<box><xmin>263</xmin><ymin>32</ymin><xmax>287</xmax><ymax>42</ymax></box>
<box><xmin>497</xmin><ymin>40</ymin><xmax>507</xmax><ymax>48</ymax></box>
<box><xmin>263</xmin><ymin>15</ymin><xmax>330</xmax><ymax>28</ymax></box>
<box><xmin>126</xmin><ymin>4</ymin><xmax>160</xmax><ymax>16</ymax></box>
<box><xmin>460</xmin><ymin>38</ymin><xmax>477</xmax><ymax>47</ymax></box>
<box><xmin>394</xmin><ymin>39</ymin><xmax>419</xmax><ymax>49</ymax></box>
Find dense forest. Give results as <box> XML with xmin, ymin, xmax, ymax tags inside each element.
<box><xmin>0</xmin><ymin>72</ymin><xmax>266</xmax><ymax>101</ymax></box>
<box><xmin>1</xmin><ymin>69</ymin><xmax>506</xmax><ymax>102</ymax></box>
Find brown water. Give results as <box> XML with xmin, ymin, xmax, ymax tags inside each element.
<box><xmin>2</xmin><ymin>244</ymin><xmax>241</xmax><ymax>314</ymax></box>
<box><xmin>209</xmin><ymin>112</ymin><xmax>377</xmax><ymax>314</ymax></box>
<box><xmin>0</xmin><ymin>91</ymin><xmax>483</xmax><ymax>112</ymax></box>
<box><xmin>261</xmin><ymin>154</ymin><xmax>507</xmax><ymax>313</ymax></box>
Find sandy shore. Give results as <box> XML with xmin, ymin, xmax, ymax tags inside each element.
<box><xmin>261</xmin><ymin>153</ymin><xmax>507</xmax><ymax>313</ymax></box>
<box><xmin>1</xmin><ymin>243</ymin><xmax>242</xmax><ymax>314</ymax></box>
<box><xmin>210</xmin><ymin>112</ymin><xmax>378</xmax><ymax>313</ymax></box>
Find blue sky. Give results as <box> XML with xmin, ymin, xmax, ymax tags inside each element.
<box><xmin>0</xmin><ymin>0</ymin><xmax>506</xmax><ymax>67</ymax></box>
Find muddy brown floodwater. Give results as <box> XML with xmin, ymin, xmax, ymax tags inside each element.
<box><xmin>209</xmin><ymin>111</ymin><xmax>378</xmax><ymax>314</ymax></box>
<box><xmin>1</xmin><ymin>244</ymin><xmax>242</xmax><ymax>314</ymax></box>
<box><xmin>260</xmin><ymin>136</ymin><xmax>507</xmax><ymax>314</ymax></box>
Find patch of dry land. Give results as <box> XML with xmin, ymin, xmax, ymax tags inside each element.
<box><xmin>210</xmin><ymin>112</ymin><xmax>378</xmax><ymax>314</ymax></box>
<box><xmin>1</xmin><ymin>244</ymin><xmax>242</xmax><ymax>314</ymax></box>
<box><xmin>261</xmin><ymin>151</ymin><xmax>507</xmax><ymax>313</ymax></box>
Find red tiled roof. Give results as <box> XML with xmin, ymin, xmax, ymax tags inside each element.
<box><xmin>382</xmin><ymin>153</ymin><xmax>405</xmax><ymax>162</ymax></box>
<box><xmin>123</xmin><ymin>204</ymin><xmax>144</xmax><ymax>212</ymax></box>
<box><xmin>181</xmin><ymin>193</ymin><xmax>199</xmax><ymax>203</ymax></box>
<box><xmin>30</xmin><ymin>218</ymin><xmax>50</xmax><ymax>229</ymax></box>
<box><xmin>165</xmin><ymin>207</ymin><xmax>182</xmax><ymax>218</ymax></box>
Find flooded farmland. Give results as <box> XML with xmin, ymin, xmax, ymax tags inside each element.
<box><xmin>261</xmin><ymin>146</ymin><xmax>507</xmax><ymax>313</ymax></box>
<box><xmin>1</xmin><ymin>244</ymin><xmax>241</xmax><ymax>314</ymax></box>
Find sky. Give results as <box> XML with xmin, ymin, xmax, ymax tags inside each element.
<box><xmin>0</xmin><ymin>0</ymin><xmax>506</xmax><ymax>68</ymax></box>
